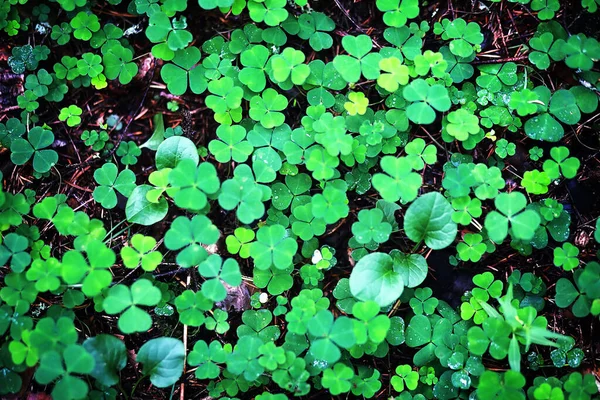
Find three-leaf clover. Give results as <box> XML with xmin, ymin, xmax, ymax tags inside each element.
<box><xmin>351</xmin><ymin>208</ymin><xmax>392</xmax><ymax>245</ymax></box>
<box><xmin>35</xmin><ymin>344</ymin><xmax>95</xmax><ymax>400</ymax></box>
<box><xmin>209</xmin><ymin>124</ymin><xmax>254</xmax><ymax>163</ymax></box>
<box><xmin>250</xmin><ymin>224</ymin><xmax>298</xmax><ymax>270</ymax></box>
<box><xmin>344</xmin><ymin>92</ymin><xmax>369</xmax><ymax>116</ymax></box>
<box><xmin>175</xmin><ymin>290</ymin><xmax>213</xmax><ymax>326</ymax></box>
<box><xmin>372</xmin><ymin>156</ymin><xmax>422</xmax><ymax>203</ymax></box>
<box><xmin>553</xmin><ymin>243</ymin><xmax>579</xmax><ymax>271</ymax></box>
<box><xmin>322</xmin><ymin>363</ymin><xmax>355</xmax><ymax>395</ymax></box>
<box><xmin>403</xmin><ymin>79</ymin><xmax>451</xmax><ymax>124</ymax></box>
<box><xmin>249</xmin><ymin>88</ymin><xmax>288</xmax><ymax>128</ymax></box>
<box><xmin>121</xmin><ymin>234</ymin><xmax>163</xmax><ymax>271</ymax></box>
<box><xmin>168</xmin><ymin>159</ymin><xmax>220</xmax><ymax>211</ymax></box>
<box><xmin>103</xmin><ymin>279</ymin><xmax>162</xmax><ymax>334</ymax></box>
<box><xmin>198</xmin><ymin>254</ymin><xmax>242</xmax><ymax>302</ymax></box>
<box><xmin>70</xmin><ymin>12</ymin><xmax>101</xmax><ymax>41</ymax></box>
<box><xmin>160</xmin><ymin>46</ymin><xmax>206</xmax><ymax>95</ymax></box>
<box><xmin>391</xmin><ymin>364</ymin><xmax>419</xmax><ymax>392</ymax></box>
<box><xmin>93</xmin><ymin>163</ymin><xmax>136</xmax><ymax>209</ymax></box>
<box><xmin>376</xmin><ymin>0</ymin><xmax>420</xmax><ymax>28</ymax></box>
<box><xmin>116</xmin><ymin>141</ymin><xmax>141</xmax><ymax>165</ymax></box>
<box><xmin>333</xmin><ymin>34</ymin><xmax>382</xmax><ymax>83</ymax></box>
<box><xmin>58</xmin><ymin>105</ymin><xmax>83</xmax><ymax>127</ymax></box>
<box><xmin>270</xmin><ymin>47</ymin><xmax>311</xmax><ymax>85</ymax></box>
<box><xmin>377</xmin><ymin>57</ymin><xmax>410</xmax><ymax>92</ymax></box>
<box><xmin>10</xmin><ymin>127</ymin><xmax>58</xmax><ymax>173</ymax></box>
<box><xmin>484</xmin><ymin>192</ymin><xmax>541</xmax><ymax>243</ymax></box>
<box><xmin>61</xmin><ymin>240</ymin><xmax>115</xmax><ymax>297</ymax></box>
<box><xmin>164</xmin><ymin>215</ymin><xmax>219</xmax><ymax>268</ymax></box>
<box><xmin>457</xmin><ymin>233</ymin><xmax>487</xmax><ymax>262</ymax></box>
<box><xmin>404</xmin><ymin>138</ymin><xmax>437</xmax><ymax>170</ymax></box>
<box><xmin>445</xmin><ymin>109</ymin><xmax>480</xmax><ymax>141</ymax></box>
<box><xmin>542</xmin><ymin>146</ymin><xmax>580</xmax><ymax>180</ymax></box>
<box><xmin>0</xmin><ymin>233</ymin><xmax>31</xmax><ymax>273</ymax></box>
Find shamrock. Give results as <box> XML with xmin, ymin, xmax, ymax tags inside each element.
<box><xmin>103</xmin><ymin>279</ymin><xmax>162</xmax><ymax>334</ymax></box>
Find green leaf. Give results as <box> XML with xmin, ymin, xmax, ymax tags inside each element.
<box><xmin>82</xmin><ymin>334</ymin><xmax>127</xmax><ymax>387</ymax></box>
<box><xmin>125</xmin><ymin>185</ymin><xmax>168</xmax><ymax>225</ymax></box>
<box><xmin>524</xmin><ymin>113</ymin><xmax>564</xmax><ymax>142</ymax></box>
<box><xmin>404</xmin><ymin>192</ymin><xmax>457</xmax><ymax>249</ymax></box>
<box><xmin>549</xmin><ymin>89</ymin><xmax>581</xmax><ymax>125</ymax></box>
<box><xmin>137</xmin><ymin>337</ymin><xmax>185</xmax><ymax>388</ymax></box>
<box><xmin>484</xmin><ymin>192</ymin><xmax>541</xmax><ymax>243</ymax></box>
<box><xmin>372</xmin><ymin>156</ymin><xmax>422</xmax><ymax>203</ymax></box>
<box><xmin>103</xmin><ymin>279</ymin><xmax>162</xmax><ymax>334</ymax></box>
<box><xmin>349</xmin><ymin>252</ymin><xmax>404</xmax><ymax>307</ymax></box>
<box><xmin>390</xmin><ymin>250</ymin><xmax>428</xmax><ymax>288</ymax></box>
<box><xmin>155</xmin><ymin>136</ymin><xmax>199</xmax><ymax>169</ymax></box>
<box><xmin>250</xmin><ymin>224</ymin><xmax>298</xmax><ymax>270</ymax></box>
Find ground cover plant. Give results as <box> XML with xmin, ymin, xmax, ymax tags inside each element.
<box><xmin>0</xmin><ymin>0</ymin><xmax>600</xmax><ymax>399</ymax></box>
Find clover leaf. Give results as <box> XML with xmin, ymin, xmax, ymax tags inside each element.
<box><xmin>160</xmin><ymin>46</ymin><xmax>206</xmax><ymax>95</ymax></box>
<box><xmin>322</xmin><ymin>363</ymin><xmax>354</xmax><ymax>395</ymax></box>
<box><xmin>445</xmin><ymin>109</ymin><xmax>480</xmax><ymax>141</ymax></box>
<box><xmin>377</xmin><ymin>0</ymin><xmax>420</xmax><ymax>28</ymax></box>
<box><xmin>333</xmin><ymin>35</ymin><xmax>381</xmax><ymax>83</ymax></box>
<box><xmin>103</xmin><ymin>279</ymin><xmax>161</xmax><ymax>334</ymax></box>
<box><xmin>121</xmin><ymin>234</ymin><xmax>163</xmax><ymax>271</ymax></box>
<box><xmin>297</xmin><ymin>12</ymin><xmax>335</xmax><ymax>51</ymax></box>
<box><xmin>0</xmin><ymin>233</ymin><xmax>31</xmax><ymax>273</ymax></box>
<box><xmin>116</xmin><ymin>141</ymin><xmax>141</xmax><ymax>165</ymax></box>
<box><xmin>249</xmin><ymin>88</ymin><xmax>288</xmax><ymax>128</ymax></box>
<box><xmin>226</xmin><ymin>227</ymin><xmax>255</xmax><ymax>258</ymax></box>
<box><xmin>92</xmin><ymin>163</ymin><xmax>136</xmax><ymax>209</ymax></box>
<box><xmin>521</xmin><ymin>170</ymin><xmax>550</xmax><ymax>195</ymax></box>
<box><xmin>250</xmin><ymin>224</ymin><xmax>298</xmax><ymax>271</ymax></box>
<box><xmin>188</xmin><ymin>340</ymin><xmax>229</xmax><ymax>380</ymax></box>
<box><xmin>405</xmin><ymin>138</ymin><xmax>437</xmax><ymax>170</ymax></box>
<box><xmin>484</xmin><ymin>192</ymin><xmax>541</xmax><ymax>243</ymax></box>
<box><xmin>26</xmin><ymin>257</ymin><xmax>61</xmax><ymax>292</ymax></box>
<box><xmin>457</xmin><ymin>233</ymin><xmax>487</xmax><ymax>262</ymax></box>
<box><xmin>352</xmin><ymin>300</ymin><xmax>391</xmax><ymax>344</ymax></box>
<box><xmin>270</xmin><ymin>47</ymin><xmax>310</xmax><ymax>85</ymax></box>
<box><xmin>311</xmin><ymin>185</ymin><xmax>349</xmax><ymax>225</ymax></box>
<box><xmin>373</xmin><ymin>156</ymin><xmax>422</xmax><ymax>203</ymax></box>
<box><xmin>35</xmin><ymin>344</ymin><xmax>95</xmax><ymax>400</ymax></box>
<box><xmin>198</xmin><ymin>254</ymin><xmax>242</xmax><ymax>301</ymax></box>
<box><xmin>553</xmin><ymin>243</ymin><xmax>579</xmax><ymax>271</ymax></box>
<box><xmin>308</xmin><ymin>310</ymin><xmax>356</xmax><ymax>364</ymax></box>
<box><xmin>434</xmin><ymin>18</ymin><xmax>484</xmax><ymax>58</ymax></box>
<box><xmin>377</xmin><ymin>57</ymin><xmax>409</xmax><ymax>92</ymax></box>
<box><xmin>403</xmin><ymin>79</ymin><xmax>451</xmax><ymax>124</ymax></box>
<box><xmin>218</xmin><ymin>164</ymin><xmax>270</xmax><ymax>224</ymax></box>
<box><xmin>70</xmin><ymin>12</ymin><xmax>100</xmax><ymax>41</ymax></box>
<box><xmin>391</xmin><ymin>364</ymin><xmax>419</xmax><ymax>392</ymax></box>
<box><xmin>209</xmin><ymin>124</ymin><xmax>253</xmax><ymax>163</ymax></box>
<box><xmin>175</xmin><ymin>290</ymin><xmax>213</xmax><ymax>326</ymax></box>
<box><xmin>542</xmin><ymin>146</ymin><xmax>580</xmax><ymax>180</ymax></box>
<box><xmin>168</xmin><ymin>159</ymin><xmax>220</xmax><ymax>212</ymax></box>
<box><xmin>247</xmin><ymin>0</ymin><xmax>288</xmax><ymax>27</ymax></box>
<box><xmin>164</xmin><ymin>215</ymin><xmax>219</xmax><ymax>268</ymax></box>
<box><xmin>61</xmin><ymin>240</ymin><xmax>115</xmax><ymax>297</ymax></box>
<box><xmin>205</xmin><ymin>76</ymin><xmax>243</xmax><ymax>116</ymax></box>
<box><xmin>10</xmin><ymin>127</ymin><xmax>58</xmax><ymax>173</ymax></box>
<box><xmin>352</xmin><ymin>208</ymin><xmax>392</xmax><ymax>245</ymax></box>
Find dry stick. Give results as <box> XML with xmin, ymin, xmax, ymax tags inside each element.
<box><xmin>471</xmin><ymin>55</ymin><xmax>529</xmax><ymax>65</ymax></box>
<box><xmin>180</xmin><ymin>273</ymin><xmax>190</xmax><ymax>400</ymax></box>
<box><xmin>332</xmin><ymin>0</ymin><xmax>382</xmax><ymax>49</ymax></box>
